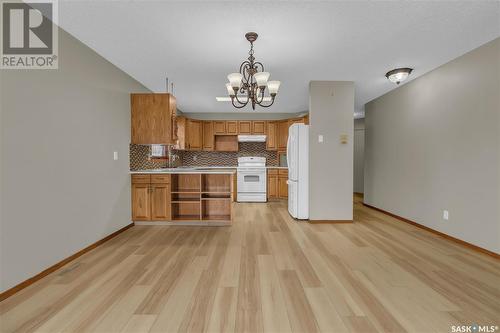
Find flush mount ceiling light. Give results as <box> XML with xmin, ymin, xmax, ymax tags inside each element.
<box><xmin>226</xmin><ymin>32</ymin><xmax>281</xmax><ymax>110</ymax></box>
<box><xmin>385</xmin><ymin>67</ymin><xmax>413</xmax><ymax>85</ymax></box>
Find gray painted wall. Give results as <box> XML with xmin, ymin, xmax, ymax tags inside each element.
<box><xmin>1</xmin><ymin>28</ymin><xmax>149</xmax><ymax>291</ymax></box>
<box><xmin>364</xmin><ymin>38</ymin><xmax>500</xmax><ymax>253</ymax></box>
<box><xmin>353</xmin><ymin>119</ymin><xmax>365</xmax><ymax>193</ymax></box>
<box><xmin>309</xmin><ymin>81</ymin><xmax>354</xmax><ymax>220</ymax></box>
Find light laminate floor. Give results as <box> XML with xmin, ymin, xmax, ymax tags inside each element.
<box><xmin>1</xmin><ymin>196</ymin><xmax>499</xmax><ymax>332</ymax></box>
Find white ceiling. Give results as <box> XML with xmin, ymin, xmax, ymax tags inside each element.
<box><xmin>58</xmin><ymin>1</ymin><xmax>499</xmax><ymax>114</ymax></box>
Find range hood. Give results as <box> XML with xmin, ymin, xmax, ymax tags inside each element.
<box><xmin>238</xmin><ymin>135</ymin><xmax>267</xmax><ymax>142</ymax></box>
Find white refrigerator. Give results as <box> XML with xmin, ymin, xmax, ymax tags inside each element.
<box><xmin>287</xmin><ymin>123</ymin><xmax>309</xmax><ymax>219</ymax></box>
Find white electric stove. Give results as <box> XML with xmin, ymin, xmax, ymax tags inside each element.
<box><xmin>237</xmin><ymin>157</ymin><xmax>267</xmax><ymax>202</ymax></box>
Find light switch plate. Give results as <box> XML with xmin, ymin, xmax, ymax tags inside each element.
<box><xmin>113</xmin><ymin>151</ymin><xmax>118</xmax><ymax>160</ymax></box>
<box><xmin>443</xmin><ymin>210</ymin><xmax>449</xmax><ymax>220</ymax></box>
<box><xmin>318</xmin><ymin>135</ymin><xmax>324</xmax><ymax>143</ymax></box>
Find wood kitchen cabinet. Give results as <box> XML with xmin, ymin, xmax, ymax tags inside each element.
<box><xmin>132</xmin><ymin>183</ymin><xmax>152</xmax><ymax>220</ymax></box>
<box><xmin>214</xmin><ymin>121</ymin><xmax>226</xmax><ymax>134</ymax></box>
<box><xmin>166</xmin><ymin>114</ymin><xmax>308</xmax><ymax>152</ymax></box>
<box><xmin>202</xmin><ymin>121</ymin><xmax>214</xmax><ymax>151</ymax></box>
<box><xmin>226</xmin><ymin>121</ymin><xmax>238</xmax><ymax>135</ymax></box>
<box><xmin>151</xmin><ymin>183</ymin><xmax>171</xmax><ymax>220</ymax></box>
<box><xmin>267</xmin><ymin>168</ymin><xmax>288</xmax><ymax>199</ymax></box>
<box><xmin>238</xmin><ymin>121</ymin><xmax>251</xmax><ymax>134</ymax></box>
<box><xmin>266</xmin><ymin>121</ymin><xmax>278</xmax><ymax>150</ymax></box>
<box><xmin>186</xmin><ymin>119</ymin><xmax>202</xmax><ymax>150</ymax></box>
<box><xmin>278</xmin><ymin>120</ymin><xmax>289</xmax><ymax>150</ymax></box>
<box><xmin>278</xmin><ymin>169</ymin><xmax>288</xmax><ymax>199</ymax></box>
<box><xmin>267</xmin><ymin>169</ymin><xmax>278</xmax><ymax>199</ymax></box>
<box><xmin>252</xmin><ymin>121</ymin><xmax>266</xmax><ymax>134</ymax></box>
<box><xmin>131</xmin><ymin>93</ymin><xmax>176</xmax><ymax>145</ymax></box>
<box><xmin>132</xmin><ymin>174</ymin><xmax>171</xmax><ymax>221</ymax></box>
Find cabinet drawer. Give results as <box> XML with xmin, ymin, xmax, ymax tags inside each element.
<box><xmin>132</xmin><ymin>174</ymin><xmax>151</xmax><ymax>184</ymax></box>
<box><xmin>278</xmin><ymin>169</ymin><xmax>288</xmax><ymax>176</ymax></box>
<box><xmin>151</xmin><ymin>174</ymin><xmax>170</xmax><ymax>184</ymax></box>
<box><xmin>267</xmin><ymin>169</ymin><xmax>278</xmax><ymax>175</ymax></box>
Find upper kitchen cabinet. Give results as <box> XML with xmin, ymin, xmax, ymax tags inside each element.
<box><xmin>214</xmin><ymin>121</ymin><xmax>226</xmax><ymax>135</ymax></box>
<box><xmin>278</xmin><ymin>120</ymin><xmax>289</xmax><ymax>150</ymax></box>
<box><xmin>175</xmin><ymin>117</ymin><xmax>202</xmax><ymax>151</ymax></box>
<box><xmin>238</xmin><ymin>121</ymin><xmax>251</xmax><ymax>134</ymax></box>
<box><xmin>131</xmin><ymin>93</ymin><xmax>176</xmax><ymax>145</ymax></box>
<box><xmin>202</xmin><ymin>121</ymin><xmax>214</xmax><ymax>151</ymax></box>
<box><xmin>175</xmin><ymin>116</ymin><xmax>187</xmax><ymax>150</ymax></box>
<box><xmin>266</xmin><ymin>121</ymin><xmax>277</xmax><ymax>150</ymax></box>
<box><xmin>186</xmin><ymin>119</ymin><xmax>203</xmax><ymax>150</ymax></box>
<box><xmin>252</xmin><ymin>121</ymin><xmax>266</xmax><ymax>134</ymax></box>
<box><xmin>226</xmin><ymin>121</ymin><xmax>238</xmax><ymax>135</ymax></box>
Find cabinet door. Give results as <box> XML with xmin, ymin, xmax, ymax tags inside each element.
<box><xmin>131</xmin><ymin>93</ymin><xmax>174</xmax><ymax>145</ymax></box>
<box><xmin>132</xmin><ymin>184</ymin><xmax>151</xmax><ymax>221</ymax></box>
<box><xmin>266</xmin><ymin>121</ymin><xmax>277</xmax><ymax>150</ymax></box>
<box><xmin>226</xmin><ymin>121</ymin><xmax>238</xmax><ymax>135</ymax></box>
<box><xmin>278</xmin><ymin>120</ymin><xmax>289</xmax><ymax>150</ymax></box>
<box><xmin>278</xmin><ymin>176</ymin><xmax>288</xmax><ymax>198</ymax></box>
<box><xmin>238</xmin><ymin>121</ymin><xmax>251</xmax><ymax>134</ymax></box>
<box><xmin>252</xmin><ymin>121</ymin><xmax>266</xmax><ymax>134</ymax></box>
<box><xmin>267</xmin><ymin>175</ymin><xmax>278</xmax><ymax>199</ymax></box>
<box><xmin>151</xmin><ymin>184</ymin><xmax>171</xmax><ymax>221</ymax></box>
<box><xmin>187</xmin><ymin>119</ymin><xmax>203</xmax><ymax>150</ymax></box>
<box><xmin>202</xmin><ymin>121</ymin><xmax>214</xmax><ymax>151</ymax></box>
<box><xmin>170</xmin><ymin>95</ymin><xmax>178</xmax><ymax>142</ymax></box>
<box><xmin>175</xmin><ymin>116</ymin><xmax>186</xmax><ymax>150</ymax></box>
<box><xmin>214</xmin><ymin>121</ymin><xmax>226</xmax><ymax>134</ymax></box>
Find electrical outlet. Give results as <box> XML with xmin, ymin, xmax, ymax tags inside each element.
<box><xmin>193</xmin><ymin>155</ymin><xmax>197</xmax><ymax>162</ymax></box>
<box><xmin>443</xmin><ymin>210</ymin><xmax>449</xmax><ymax>220</ymax></box>
<box><xmin>113</xmin><ymin>151</ymin><xmax>118</xmax><ymax>160</ymax></box>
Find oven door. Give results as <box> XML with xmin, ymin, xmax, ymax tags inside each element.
<box><xmin>237</xmin><ymin>169</ymin><xmax>266</xmax><ymax>193</ymax></box>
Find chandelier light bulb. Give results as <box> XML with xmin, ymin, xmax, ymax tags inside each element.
<box><xmin>227</xmin><ymin>73</ymin><xmax>243</xmax><ymax>88</ymax></box>
<box><xmin>226</xmin><ymin>83</ymin><xmax>235</xmax><ymax>96</ymax></box>
<box><xmin>267</xmin><ymin>81</ymin><xmax>281</xmax><ymax>95</ymax></box>
<box><xmin>254</xmin><ymin>72</ymin><xmax>270</xmax><ymax>87</ymax></box>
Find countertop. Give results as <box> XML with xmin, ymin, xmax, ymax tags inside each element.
<box><xmin>130</xmin><ymin>166</ymin><xmax>288</xmax><ymax>174</ymax></box>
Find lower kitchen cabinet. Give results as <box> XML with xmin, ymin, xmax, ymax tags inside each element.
<box><xmin>267</xmin><ymin>168</ymin><xmax>288</xmax><ymax>199</ymax></box>
<box><xmin>278</xmin><ymin>177</ymin><xmax>288</xmax><ymax>199</ymax></box>
<box><xmin>132</xmin><ymin>174</ymin><xmax>171</xmax><ymax>221</ymax></box>
<box><xmin>151</xmin><ymin>183</ymin><xmax>171</xmax><ymax>220</ymax></box>
<box><xmin>132</xmin><ymin>183</ymin><xmax>151</xmax><ymax>220</ymax></box>
<box><xmin>267</xmin><ymin>173</ymin><xmax>278</xmax><ymax>199</ymax></box>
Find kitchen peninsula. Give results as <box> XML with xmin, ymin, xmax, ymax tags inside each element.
<box><xmin>131</xmin><ymin>169</ymin><xmax>235</xmax><ymax>225</ymax></box>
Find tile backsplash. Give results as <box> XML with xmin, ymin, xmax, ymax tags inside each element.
<box><xmin>130</xmin><ymin>142</ymin><xmax>278</xmax><ymax>170</ymax></box>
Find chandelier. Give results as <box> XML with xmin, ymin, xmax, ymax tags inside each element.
<box><xmin>226</xmin><ymin>32</ymin><xmax>281</xmax><ymax>110</ymax></box>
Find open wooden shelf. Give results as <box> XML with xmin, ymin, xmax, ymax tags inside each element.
<box><xmin>171</xmin><ymin>174</ymin><xmax>201</xmax><ymax>193</ymax></box>
<box><xmin>167</xmin><ymin>173</ymin><xmax>233</xmax><ymax>223</ymax></box>
<box><xmin>172</xmin><ymin>192</ymin><xmax>200</xmax><ymax>203</ymax></box>
<box><xmin>171</xmin><ymin>199</ymin><xmax>201</xmax><ymax>221</ymax></box>
<box><xmin>202</xmin><ymin>193</ymin><xmax>231</xmax><ymax>199</ymax></box>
